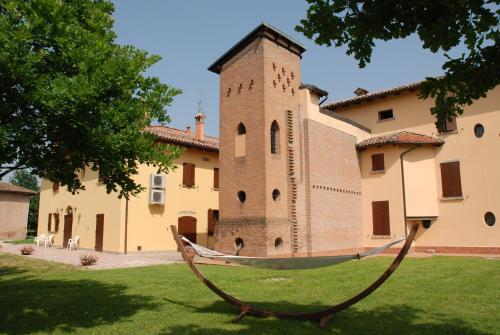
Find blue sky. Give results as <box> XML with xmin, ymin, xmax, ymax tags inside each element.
<box><xmin>112</xmin><ymin>1</ymin><xmax>463</xmax><ymax>137</ymax></box>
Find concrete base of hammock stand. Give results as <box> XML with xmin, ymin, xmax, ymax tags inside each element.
<box><xmin>170</xmin><ymin>224</ymin><xmax>419</xmax><ymax>329</ymax></box>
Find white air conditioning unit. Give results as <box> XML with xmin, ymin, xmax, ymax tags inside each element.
<box><xmin>150</xmin><ymin>173</ymin><xmax>166</xmax><ymax>189</ymax></box>
<box><xmin>149</xmin><ymin>189</ymin><xmax>165</xmax><ymax>205</ymax></box>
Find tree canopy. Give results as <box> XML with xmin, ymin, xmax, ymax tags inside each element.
<box><xmin>297</xmin><ymin>0</ymin><xmax>499</xmax><ymax>127</ymax></box>
<box><xmin>0</xmin><ymin>0</ymin><xmax>181</xmax><ymax>198</ymax></box>
<box><xmin>9</xmin><ymin>170</ymin><xmax>39</xmax><ymax>236</ymax></box>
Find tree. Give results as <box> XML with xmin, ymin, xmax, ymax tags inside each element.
<box><xmin>0</xmin><ymin>0</ymin><xmax>181</xmax><ymax>198</ymax></box>
<box><xmin>297</xmin><ymin>0</ymin><xmax>500</xmax><ymax>127</ymax></box>
<box><xmin>9</xmin><ymin>170</ymin><xmax>39</xmax><ymax>236</ymax></box>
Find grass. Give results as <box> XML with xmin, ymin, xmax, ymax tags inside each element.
<box><xmin>3</xmin><ymin>237</ymin><xmax>35</xmax><ymax>245</ymax></box>
<box><xmin>0</xmin><ymin>253</ymin><xmax>498</xmax><ymax>335</ymax></box>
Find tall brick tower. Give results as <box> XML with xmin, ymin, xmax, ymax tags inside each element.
<box><xmin>208</xmin><ymin>23</ymin><xmax>306</xmax><ymax>256</ymax></box>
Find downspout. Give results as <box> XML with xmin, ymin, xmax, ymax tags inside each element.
<box><xmin>124</xmin><ymin>198</ymin><xmax>129</xmax><ymax>254</ymax></box>
<box><xmin>400</xmin><ymin>145</ymin><xmax>419</xmax><ymax>237</ymax></box>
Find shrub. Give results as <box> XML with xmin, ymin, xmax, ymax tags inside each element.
<box><xmin>80</xmin><ymin>254</ymin><xmax>98</xmax><ymax>266</ymax></box>
<box><xmin>20</xmin><ymin>245</ymin><xmax>35</xmax><ymax>255</ymax></box>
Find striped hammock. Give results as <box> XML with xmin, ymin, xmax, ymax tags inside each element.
<box><xmin>180</xmin><ymin>236</ymin><xmax>405</xmax><ymax>270</ymax></box>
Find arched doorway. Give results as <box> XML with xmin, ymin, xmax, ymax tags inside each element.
<box><xmin>63</xmin><ymin>206</ymin><xmax>74</xmax><ymax>248</ymax></box>
<box><xmin>178</xmin><ymin>216</ymin><xmax>197</xmax><ymax>243</ymax></box>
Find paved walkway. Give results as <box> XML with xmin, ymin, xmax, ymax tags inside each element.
<box><xmin>0</xmin><ymin>242</ymin><xmax>183</xmax><ymax>270</ymax></box>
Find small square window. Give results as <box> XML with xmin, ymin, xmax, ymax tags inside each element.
<box><xmin>378</xmin><ymin>109</ymin><xmax>394</xmax><ymax>121</ymax></box>
<box><xmin>371</xmin><ymin>153</ymin><xmax>385</xmax><ymax>172</ymax></box>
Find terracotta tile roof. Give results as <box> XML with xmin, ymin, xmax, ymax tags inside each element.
<box><xmin>356</xmin><ymin>131</ymin><xmax>444</xmax><ymax>150</ymax></box>
<box><xmin>0</xmin><ymin>181</ymin><xmax>37</xmax><ymax>195</ymax></box>
<box><xmin>146</xmin><ymin>125</ymin><xmax>219</xmax><ymax>152</ymax></box>
<box><xmin>324</xmin><ymin>79</ymin><xmax>427</xmax><ymax>110</ymax></box>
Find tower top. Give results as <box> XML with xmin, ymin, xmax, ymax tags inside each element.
<box><xmin>207</xmin><ymin>22</ymin><xmax>306</xmax><ymax>74</ymax></box>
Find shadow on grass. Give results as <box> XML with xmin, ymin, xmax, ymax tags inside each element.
<box><xmin>0</xmin><ymin>266</ymin><xmax>158</xmax><ymax>334</ymax></box>
<box><xmin>160</xmin><ymin>299</ymin><xmax>495</xmax><ymax>335</ymax></box>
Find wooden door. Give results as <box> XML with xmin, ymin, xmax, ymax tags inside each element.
<box><xmin>95</xmin><ymin>214</ymin><xmax>104</xmax><ymax>252</ymax></box>
<box><xmin>63</xmin><ymin>215</ymin><xmax>73</xmax><ymax>247</ymax></box>
<box><xmin>178</xmin><ymin>216</ymin><xmax>197</xmax><ymax>244</ymax></box>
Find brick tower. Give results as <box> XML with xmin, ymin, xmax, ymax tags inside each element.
<box><xmin>209</xmin><ymin>23</ymin><xmax>306</xmax><ymax>256</ymax></box>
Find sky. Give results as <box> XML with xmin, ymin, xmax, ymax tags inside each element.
<box><xmin>112</xmin><ymin>0</ymin><xmax>465</xmax><ymax>137</ymax></box>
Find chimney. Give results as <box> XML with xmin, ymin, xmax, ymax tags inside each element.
<box><xmin>194</xmin><ymin>113</ymin><xmax>206</xmax><ymax>140</ymax></box>
<box><xmin>185</xmin><ymin>126</ymin><xmax>191</xmax><ymax>134</ymax></box>
<box><xmin>354</xmin><ymin>87</ymin><xmax>369</xmax><ymax>96</ymax></box>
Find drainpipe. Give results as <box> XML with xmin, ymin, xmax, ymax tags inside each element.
<box><xmin>124</xmin><ymin>198</ymin><xmax>129</xmax><ymax>254</ymax></box>
<box><xmin>400</xmin><ymin>145</ymin><xmax>419</xmax><ymax>237</ymax></box>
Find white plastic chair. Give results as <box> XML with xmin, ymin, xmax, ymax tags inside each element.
<box><xmin>44</xmin><ymin>234</ymin><xmax>54</xmax><ymax>247</ymax></box>
<box><xmin>67</xmin><ymin>235</ymin><xmax>80</xmax><ymax>250</ymax></box>
<box><xmin>34</xmin><ymin>234</ymin><xmax>46</xmax><ymax>247</ymax></box>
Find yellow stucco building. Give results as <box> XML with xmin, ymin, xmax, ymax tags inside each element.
<box><xmin>37</xmin><ymin>115</ymin><xmax>219</xmax><ymax>253</ymax></box>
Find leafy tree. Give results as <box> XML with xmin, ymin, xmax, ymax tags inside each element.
<box><xmin>9</xmin><ymin>170</ymin><xmax>39</xmax><ymax>236</ymax></box>
<box><xmin>0</xmin><ymin>0</ymin><xmax>181</xmax><ymax>198</ymax></box>
<box><xmin>297</xmin><ymin>0</ymin><xmax>499</xmax><ymax>127</ymax></box>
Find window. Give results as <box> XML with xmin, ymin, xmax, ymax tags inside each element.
<box><xmin>485</xmin><ymin>212</ymin><xmax>495</xmax><ymax>226</ymax></box>
<box><xmin>371</xmin><ymin>153</ymin><xmax>385</xmax><ymax>172</ymax></box>
<box><xmin>272</xmin><ymin>189</ymin><xmax>280</xmax><ymax>202</ymax></box>
<box><xmin>235</xmin><ymin>238</ymin><xmax>244</xmax><ymax>250</ymax></box>
<box><xmin>237</xmin><ymin>123</ymin><xmax>246</xmax><ymax>135</ymax></box>
<box><xmin>98</xmin><ymin>173</ymin><xmax>104</xmax><ymax>184</ymax></box>
<box><xmin>438</xmin><ymin>116</ymin><xmax>457</xmax><ymax>133</ymax></box>
<box><xmin>275</xmin><ymin>238</ymin><xmax>283</xmax><ymax>251</ymax></box>
<box><xmin>440</xmin><ymin>161</ymin><xmax>462</xmax><ymax>198</ymax></box>
<box><xmin>474</xmin><ymin>124</ymin><xmax>484</xmax><ymax>138</ymax></box>
<box><xmin>372</xmin><ymin>201</ymin><xmax>390</xmax><ymax>235</ymax></box>
<box><xmin>48</xmin><ymin>213</ymin><xmax>52</xmax><ymax>232</ymax></box>
<box><xmin>237</xmin><ymin>191</ymin><xmax>246</xmax><ymax>203</ymax></box>
<box><xmin>182</xmin><ymin>163</ymin><xmax>195</xmax><ymax>187</ymax></box>
<box><xmin>52</xmin><ymin>181</ymin><xmax>59</xmax><ymax>192</ymax></box>
<box><xmin>213</xmin><ymin>168</ymin><xmax>219</xmax><ymax>189</ymax></box>
<box><xmin>207</xmin><ymin>209</ymin><xmax>219</xmax><ymax>236</ymax></box>
<box><xmin>378</xmin><ymin>109</ymin><xmax>394</xmax><ymax>121</ymax></box>
<box><xmin>54</xmin><ymin>213</ymin><xmax>60</xmax><ymax>232</ymax></box>
<box><xmin>270</xmin><ymin>121</ymin><xmax>280</xmax><ymax>154</ymax></box>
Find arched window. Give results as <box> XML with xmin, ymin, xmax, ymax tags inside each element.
<box><xmin>237</xmin><ymin>123</ymin><xmax>246</xmax><ymax>135</ymax></box>
<box><xmin>270</xmin><ymin>121</ymin><xmax>280</xmax><ymax>154</ymax></box>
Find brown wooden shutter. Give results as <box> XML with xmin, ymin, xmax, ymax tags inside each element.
<box><xmin>372</xmin><ymin>201</ymin><xmax>390</xmax><ymax>235</ymax></box>
<box><xmin>445</xmin><ymin>117</ymin><xmax>457</xmax><ymax>132</ymax></box>
<box><xmin>208</xmin><ymin>209</ymin><xmax>214</xmax><ymax>236</ymax></box>
<box><xmin>48</xmin><ymin>213</ymin><xmax>52</xmax><ymax>232</ymax></box>
<box><xmin>53</xmin><ymin>182</ymin><xmax>59</xmax><ymax>191</ymax></box>
<box><xmin>440</xmin><ymin>161</ymin><xmax>462</xmax><ymax>197</ymax></box>
<box><xmin>183</xmin><ymin>163</ymin><xmax>195</xmax><ymax>187</ymax></box>
<box><xmin>371</xmin><ymin>153</ymin><xmax>385</xmax><ymax>171</ymax></box>
<box><xmin>54</xmin><ymin>214</ymin><xmax>60</xmax><ymax>232</ymax></box>
<box><xmin>213</xmin><ymin>168</ymin><xmax>219</xmax><ymax>189</ymax></box>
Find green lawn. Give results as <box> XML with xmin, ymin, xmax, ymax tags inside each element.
<box><xmin>0</xmin><ymin>253</ymin><xmax>498</xmax><ymax>335</ymax></box>
<box><xmin>3</xmin><ymin>238</ymin><xmax>34</xmax><ymax>244</ymax></box>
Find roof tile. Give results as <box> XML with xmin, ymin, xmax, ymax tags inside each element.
<box><xmin>0</xmin><ymin>181</ymin><xmax>37</xmax><ymax>195</ymax></box>
<box><xmin>146</xmin><ymin>125</ymin><xmax>219</xmax><ymax>152</ymax></box>
<box><xmin>356</xmin><ymin>131</ymin><xmax>444</xmax><ymax>150</ymax></box>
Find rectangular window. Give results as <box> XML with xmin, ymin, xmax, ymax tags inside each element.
<box><xmin>378</xmin><ymin>109</ymin><xmax>394</xmax><ymax>121</ymax></box>
<box><xmin>207</xmin><ymin>209</ymin><xmax>219</xmax><ymax>236</ymax></box>
<box><xmin>438</xmin><ymin>116</ymin><xmax>457</xmax><ymax>133</ymax></box>
<box><xmin>440</xmin><ymin>161</ymin><xmax>462</xmax><ymax>198</ymax></box>
<box><xmin>371</xmin><ymin>153</ymin><xmax>385</xmax><ymax>172</ymax></box>
<box><xmin>372</xmin><ymin>201</ymin><xmax>390</xmax><ymax>235</ymax></box>
<box><xmin>182</xmin><ymin>163</ymin><xmax>195</xmax><ymax>187</ymax></box>
<box><xmin>213</xmin><ymin>168</ymin><xmax>219</xmax><ymax>189</ymax></box>
<box><xmin>98</xmin><ymin>173</ymin><xmax>104</xmax><ymax>184</ymax></box>
<box><xmin>54</xmin><ymin>213</ymin><xmax>60</xmax><ymax>232</ymax></box>
<box><xmin>48</xmin><ymin>213</ymin><xmax>52</xmax><ymax>232</ymax></box>
<box><xmin>52</xmin><ymin>181</ymin><xmax>59</xmax><ymax>192</ymax></box>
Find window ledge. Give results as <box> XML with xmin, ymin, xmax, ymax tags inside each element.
<box><xmin>212</xmin><ymin>187</ymin><xmax>220</xmax><ymax>191</ymax></box>
<box><xmin>438</xmin><ymin>130</ymin><xmax>458</xmax><ymax>135</ymax></box>
<box><xmin>371</xmin><ymin>170</ymin><xmax>385</xmax><ymax>174</ymax></box>
<box><xmin>181</xmin><ymin>184</ymin><xmax>196</xmax><ymax>189</ymax></box>
<box><xmin>440</xmin><ymin>196</ymin><xmax>464</xmax><ymax>201</ymax></box>
<box><xmin>371</xmin><ymin>235</ymin><xmax>391</xmax><ymax>239</ymax></box>
<box><xmin>377</xmin><ymin>118</ymin><xmax>395</xmax><ymax>123</ymax></box>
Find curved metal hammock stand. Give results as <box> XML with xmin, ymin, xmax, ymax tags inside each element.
<box><xmin>170</xmin><ymin>224</ymin><xmax>419</xmax><ymax>328</ymax></box>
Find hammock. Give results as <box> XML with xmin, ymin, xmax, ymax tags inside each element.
<box><xmin>180</xmin><ymin>235</ymin><xmax>405</xmax><ymax>270</ymax></box>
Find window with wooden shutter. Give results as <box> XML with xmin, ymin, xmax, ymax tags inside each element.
<box><xmin>213</xmin><ymin>168</ymin><xmax>219</xmax><ymax>189</ymax></box>
<box><xmin>440</xmin><ymin>161</ymin><xmax>462</xmax><ymax>198</ymax></box>
<box><xmin>438</xmin><ymin>116</ymin><xmax>457</xmax><ymax>133</ymax></box>
<box><xmin>48</xmin><ymin>213</ymin><xmax>52</xmax><ymax>232</ymax></box>
<box><xmin>371</xmin><ymin>153</ymin><xmax>385</xmax><ymax>171</ymax></box>
<box><xmin>53</xmin><ymin>182</ymin><xmax>59</xmax><ymax>192</ymax></box>
<box><xmin>208</xmin><ymin>209</ymin><xmax>214</xmax><ymax>236</ymax></box>
<box><xmin>182</xmin><ymin>163</ymin><xmax>195</xmax><ymax>187</ymax></box>
<box><xmin>54</xmin><ymin>213</ymin><xmax>60</xmax><ymax>232</ymax></box>
<box><xmin>372</xmin><ymin>201</ymin><xmax>390</xmax><ymax>235</ymax></box>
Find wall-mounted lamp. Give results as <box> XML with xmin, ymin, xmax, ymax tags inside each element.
<box><xmin>422</xmin><ymin>220</ymin><xmax>432</xmax><ymax>229</ymax></box>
